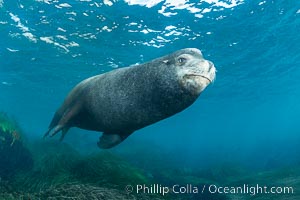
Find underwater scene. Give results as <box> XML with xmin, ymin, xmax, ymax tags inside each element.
<box><xmin>1</xmin><ymin>0</ymin><xmax>300</xmax><ymax>199</ymax></box>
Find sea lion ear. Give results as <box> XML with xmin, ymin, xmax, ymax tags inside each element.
<box><xmin>162</xmin><ymin>60</ymin><xmax>170</xmax><ymax>65</ymax></box>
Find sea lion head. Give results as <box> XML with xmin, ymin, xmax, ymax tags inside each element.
<box><xmin>163</xmin><ymin>48</ymin><xmax>216</xmax><ymax>96</ymax></box>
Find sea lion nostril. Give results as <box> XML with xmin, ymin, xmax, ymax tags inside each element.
<box><xmin>208</xmin><ymin>61</ymin><xmax>214</xmax><ymax>71</ymax></box>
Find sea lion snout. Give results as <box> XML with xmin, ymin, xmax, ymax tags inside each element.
<box><xmin>185</xmin><ymin>59</ymin><xmax>215</xmax><ymax>82</ymax></box>
<box><xmin>197</xmin><ymin>60</ymin><xmax>216</xmax><ymax>83</ymax></box>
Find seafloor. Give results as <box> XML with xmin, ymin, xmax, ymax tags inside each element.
<box><xmin>0</xmin><ymin>112</ymin><xmax>299</xmax><ymax>200</ymax></box>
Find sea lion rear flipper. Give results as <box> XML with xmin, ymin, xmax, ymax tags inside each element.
<box><xmin>49</xmin><ymin>125</ymin><xmax>64</xmax><ymax>137</ymax></box>
<box><xmin>59</xmin><ymin>127</ymin><xmax>70</xmax><ymax>141</ymax></box>
<box><xmin>44</xmin><ymin>104</ymin><xmax>79</xmax><ymax>139</ymax></box>
<box><xmin>97</xmin><ymin>132</ymin><xmax>132</xmax><ymax>149</ymax></box>
<box><xmin>44</xmin><ymin>110</ymin><xmax>64</xmax><ymax>138</ymax></box>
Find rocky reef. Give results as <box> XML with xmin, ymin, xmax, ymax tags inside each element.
<box><xmin>0</xmin><ymin>112</ymin><xmax>299</xmax><ymax>200</ymax></box>
<box><xmin>0</xmin><ymin>139</ymin><xmax>162</xmax><ymax>199</ymax></box>
<box><xmin>0</xmin><ymin>183</ymin><xmax>163</xmax><ymax>200</ymax></box>
<box><xmin>0</xmin><ymin>112</ymin><xmax>33</xmax><ymax>180</ymax></box>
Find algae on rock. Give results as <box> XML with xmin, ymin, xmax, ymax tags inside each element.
<box><xmin>0</xmin><ymin>112</ymin><xmax>33</xmax><ymax>180</ymax></box>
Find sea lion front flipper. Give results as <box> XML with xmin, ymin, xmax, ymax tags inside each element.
<box><xmin>97</xmin><ymin>132</ymin><xmax>132</xmax><ymax>149</ymax></box>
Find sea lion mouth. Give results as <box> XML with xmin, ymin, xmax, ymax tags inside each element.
<box><xmin>186</xmin><ymin>74</ymin><xmax>212</xmax><ymax>83</ymax></box>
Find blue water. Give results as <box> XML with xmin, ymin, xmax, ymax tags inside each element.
<box><xmin>1</xmin><ymin>0</ymin><xmax>300</xmax><ymax>170</ymax></box>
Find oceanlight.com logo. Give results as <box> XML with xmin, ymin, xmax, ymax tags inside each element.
<box><xmin>124</xmin><ymin>184</ymin><xmax>294</xmax><ymax>196</ymax></box>
<box><xmin>207</xmin><ymin>184</ymin><xmax>294</xmax><ymax>196</ymax></box>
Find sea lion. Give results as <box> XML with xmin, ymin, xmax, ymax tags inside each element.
<box><xmin>44</xmin><ymin>48</ymin><xmax>216</xmax><ymax>149</ymax></box>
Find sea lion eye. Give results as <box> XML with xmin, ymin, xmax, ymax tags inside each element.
<box><xmin>178</xmin><ymin>57</ymin><xmax>186</xmax><ymax>64</ymax></box>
